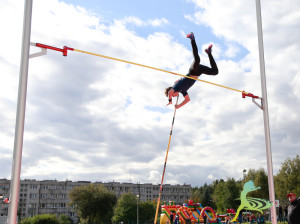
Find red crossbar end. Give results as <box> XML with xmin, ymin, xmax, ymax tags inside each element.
<box><xmin>35</xmin><ymin>43</ymin><xmax>74</xmax><ymax>56</ymax></box>
<box><xmin>63</xmin><ymin>46</ymin><xmax>74</xmax><ymax>57</ymax></box>
<box><xmin>36</xmin><ymin>43</ymin><xmax>64</xmax><ymax>54</ymax></box>
<box><xmin>242</xmin><ymin>91</ymin><xmax>259</xmax><ymax>99</ymax></box>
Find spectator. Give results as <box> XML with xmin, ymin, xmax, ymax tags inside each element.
<box><xmin>284</xmin><ymin>205</ymin><xmax>288</xmax><ymax>222</ymax></box>
<box><xmin>203</xmin><ymin>215</ymin><xmax>207</xmax><ymax>224</ymax></box>
<box><xmin>238</xmin><ymin>212</ymin><xmax>243</xmax><ymax>224</ymax></box>
<box><xmin>170</xmin><ymin>212</ymin><xmax>174</xmax><ymax>224</ymax></box>
<box><xmin>174</xmin><ymin>214</ymin><xmax>179</xmax><ymax>224</ymax></box>
<box><xmin>286</xmin><ymin>193</ymin><xmax>300</xmax><ymax>224</ymax></box>
<box><xmin>279</xmin><ymin>205</ymin><xmax>283</xmax><ymax>222</ymax></box>
<box><xmin>257</xmin><ymin>214</ymin><xmax>265</xmax><ymax>224</ymax></box>
<box><xmin>250</xmin><ymin>213</ymin><xmax>256</xmax><ymax>223</ymax></box>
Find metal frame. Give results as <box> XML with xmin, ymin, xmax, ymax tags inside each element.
<box><xmin>7</xmin><ymin>1</ymin><xmax>278</xmax><ymax>223</ymax></box>
<box><xmin>7</xmin><ymin>0</ymin><xmax>33</xmax><ymax>223</ymax></box>
<box><xmin>255</xmin><ymin>0</ymin><xmax>277</xmax><ymax>223</ymax></box>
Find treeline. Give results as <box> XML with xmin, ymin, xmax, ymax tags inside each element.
<box><xmin>20</xmin><ymin>155</ymin><xmax>299</xmax><ymax>224</ymax></box>
<box><xmin>68</xmin><ymin>185</ymin><xmax>156</xmax><ymax>224</ymax></box>
<box><xmin>191</xmin><ymin>155</ymin><xmax>300</xmax><ymax>213</ymax></box>
<box><xmin>21</xmin><ymin>185</ymin><xmax>156</xmax><ymax>224</ymax></box>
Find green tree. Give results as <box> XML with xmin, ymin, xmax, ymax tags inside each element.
<box><xmin>112</xmin><ymin>193</ymin><xmax>137</xmax><ymax>224</ymax></box>
<box><xmin>275</xmin><ymin>155</ymin><xmax>300</xmax><ymax>201</ymax></box>
<box><xmin>69</xmin><ymin>183</ymin><xmax>117</xmax><ymax>224</ymax></box>
<box><xmin>139</xmin><ymin>200</ymin><xmax>156</xmax><ymax>224</ymax></box>
<box><xmin>20</xmin><ymin>214</ymin><xmax>59</xmax><ymax>224</ymax></box>
<box><xmin>213</xmin><ymin>178</ymin><xmax>240</xmax><ymax>213</ymax></box>
<box><xmin>191</xmin><ymin>187</ymin><xmax>201</xmax><ymax>203</ymax></box>
<box><xmin>191</xmin><ymin>187</ymin><xmax>200</xmax><ymax>202</ymax></box>
<box><xmin>191</xmin><ymin>183</ymin><xmax>214</xmax><ymax>207</ymax></box>
<box><xmin>59</xmin><ymin>214</ymin><xmax>73</xmax><ymax>224</ymax></box>
<box><xmin>245</xmin><ymin>168</ymin><xmax>269</xmax><ymax>199</ymax></box>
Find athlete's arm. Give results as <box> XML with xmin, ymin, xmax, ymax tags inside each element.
<box><xmin>175</xmin><ymin>94</ymin><xmax>190</xmax><ymax>109</ymax></box>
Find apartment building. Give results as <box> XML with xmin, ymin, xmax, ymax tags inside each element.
<box><xmin>0</xmin><ymin>179</ymin><xmax>191</xmax><ymax>222</ymax></box>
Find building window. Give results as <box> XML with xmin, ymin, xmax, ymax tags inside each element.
<box><xmin>30</xmin><ymin>203</ymin><xmax>37</xmax><ymax>208</ymax></box>
<box><xmin>58</xmin><ymin>203</ymin><xmax>66</xmax><ymax>208</ymax></box>
<box><xmin>30</xmin><ymin>185</ymin><xmax>37</xmax><ymax>189</ymax></box>
<box><xmin>30</xmin><ymin>194</ymin><xmax>37</xmax><ymax>199</ymax></box>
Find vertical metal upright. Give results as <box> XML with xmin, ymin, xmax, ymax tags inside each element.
<box><xmin>255</xmin><ymin>1</ymin><xmax>277</xmax><ymax>223</ymax></box>
<box><xmin>137</xmin><ymin>195</ymin><xmax>139</xmax><ymax>224</ymax></box>
<box><xmin>7</xmin><ymin>0</ymin><xmax>33</xmax><ymax>223</ymax></box>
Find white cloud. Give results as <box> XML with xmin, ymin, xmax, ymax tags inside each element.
<box><xmin>119</xmin><ymin>16</ymin><xmax>169</xmax><ymax>27</ymax></box>
<box><xmin>148</xmin><ymin>18</ymin><xmax>169</xmax><ymax>27</ymax></box>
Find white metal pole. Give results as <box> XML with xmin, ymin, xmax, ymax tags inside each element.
<box><xmin>7</xmin><ymin>0</ymin><xmax>33</xmax><ymax>223</ymax></box>
<box><xmin>255</xmin><ymin>1</ymin><xmax>277</xmax><ymax>224</ymax></box>
<box><xmin>137</xmin><ymin>195</ymin><xmax>139</xmax><ymax>224</ymax></box>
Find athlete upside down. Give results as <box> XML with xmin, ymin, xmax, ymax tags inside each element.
<box><xmin>165</xmin><ymin>32</ymin><xmax>219</xmax><ymax>109</ymax></box>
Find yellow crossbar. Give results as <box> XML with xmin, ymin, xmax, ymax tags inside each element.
<box><xmin>73</xmin><ymin>48</ymin><xmax>249</xmax><ymax>95</ymax></box>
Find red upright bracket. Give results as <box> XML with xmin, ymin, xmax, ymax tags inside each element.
<box><xmin>242</xmin><ymin>91</ymin><xmax>259</xmax><ymax>99</ymax></box>
<box><xmin>36</xmin><ymin>43</ymin><xmax>74</xmax><ymax>56</ymax></box>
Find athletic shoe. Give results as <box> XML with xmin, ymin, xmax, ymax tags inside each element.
<box><xmin>205</xmin><ymin>44</ymin><xmax>213</xmax><ymax>54</ymax></box>
<box><xmin>186</xmin><ymin>32</ymin><xmax>195</xmax><ymax>40</ymax></box>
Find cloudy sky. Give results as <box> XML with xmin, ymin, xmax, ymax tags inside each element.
<box><xmin>1</xmin><ymin>0</ymin><xmax>299</xmax><ymax>187</ymax></box>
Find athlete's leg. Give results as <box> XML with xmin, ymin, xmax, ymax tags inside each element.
<box><xmin>191</xmin><ymin>39</ymin><xmax>200</xmax><ymax>65</ymax></box>
<box><xmin>187</xmin><ymin>33</ymin><xmax>200</xmax><ymax>74</ymax></box>
<box><xmin>207</xmin><ymin>52</ymin><xmax>218</xmax><ymax>75</ymax></box>
<box><xmin>202</xmin><ymin>45</ymin><xmax>218</xmax><ymax>75</ymax></box>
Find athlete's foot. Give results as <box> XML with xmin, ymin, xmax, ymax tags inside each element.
<box><xmin>186</xmin><ymin>32</ymin><xmax>195</xmax><ymax>40</ymax></box>
<box><xmin>205</xmin><ymin>44</ymin><xmax>213</xmax><ymax>54</ymax></box>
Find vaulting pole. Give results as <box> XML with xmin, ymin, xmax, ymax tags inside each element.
<box><xmin>7</xmin><ymin>0</ymin><xmax>32</xmax><ymax>223</ymax></box>
<box><xmin>255</xmin><ymin>1</ymin><xmax>277</xmax><ymax>223</ymax></box>
<box><xmin>154</xmin><ymin>96</ymin><xmax>179</xmax><ymax>224</ymax></box>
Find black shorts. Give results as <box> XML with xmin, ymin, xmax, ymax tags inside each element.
<box><xmin>172</xmin><ymin>76</ymin><xmax>196</xmax><ymax>96</ymax></box>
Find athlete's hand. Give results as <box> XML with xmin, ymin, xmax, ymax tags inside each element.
<box><xmin>166</xmin><ymin>101</ymin><xmax>172</xmax><ymax>106</ymax></box>
<box><xmin>175</xmin><ymin>104</ymin><xmax>180</xmax><ymax>109</ymax></box>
